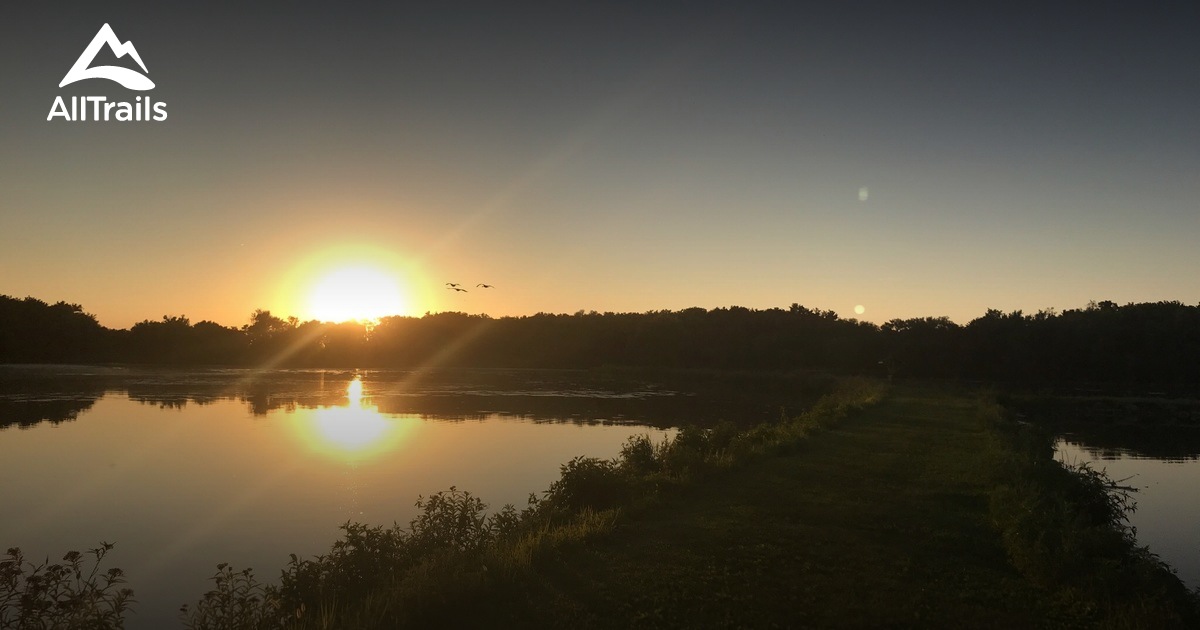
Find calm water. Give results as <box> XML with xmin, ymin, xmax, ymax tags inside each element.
<box><xmin>1054</xmin><ymin>435</ymin><xmax>1200</xmax><ymax>589</ymax></box>
<box><xmin>0</xmin><ymin>367</ymin><xmax>710</xmax><ymax>629</ymax></box>
<box><xmin>19</xmin><ymin>368</ymin><xmax>1191</xmax><ymax>625</ymax></box>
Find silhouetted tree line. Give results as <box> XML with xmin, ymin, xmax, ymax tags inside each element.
<box><xmin>3</xmin><ymin>295</ymin><xmax>1199</xmax><ymax>388</ymax></box>
<box><xmin>0</xmin><ymin>297</ymin><xmax>111</xmax><ymax>362</ymax></box>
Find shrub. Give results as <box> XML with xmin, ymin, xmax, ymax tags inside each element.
<box><xmin>619</xmin><ymin>434</ymin><xmax>659</xmax><ymax>475</ymax></box>
<box><xmin>544</xmin><ymin>456</ymin><xmax>629</xmax><ymax>511</ymax></box>
<box><xmin>179</xmin><ymin>563</ymin><xmax>281</xmax><ymax>630</ymax></box>
<box><xmin>177</xmin><ymin>378</ymin><xmax>892</xmax><ymax>628</ymax></box>
<box><xmin>409</xmin><ymin>487</ymin><xmax>493</xmax><ymax>553</ymax></box>
<box><xmin>658</xmin><ymin>425</ymin><xmax>711</xmax><ymax>475</ymax></box>
<box><xmin>184</xmin><ymin>486</ymin><xmax>539</xmax><ymax>628</ymax></box>
<box><xmin>706</xmin><ymin>421</ymin><xmax>740</xmax><ymax>451</ymax></box>
<box><xmin>988</xmin><ymin>419</ymin><xmax>1200</xmax><ymax>627</ymax></box>
<box><xmin>278</xmin><ymin>520</ymin><xmax>412</xmax><ymax>614</ymax></box>
<box><xmin>1</xmin><ymin>543</ymin><xmax>134</xmax><ymax>630</ymax></box>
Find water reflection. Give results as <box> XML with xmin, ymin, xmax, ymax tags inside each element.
<box><xmin>295</xmin><ymin>376</ymin><xmax>407</xmax><ymax>461</ymax></box>
<box><xmin>1032</xmin><ymin>396</ymin><xmax>1200</xmax><ymax>591</ymax></box>
<box><xmin>1056</xmin><ymin>430</ymin><xmax>1200</xmax><ymax>462</ymax></box>
<box><xmin>0</xmin><ymin>365</ymin><xmax>813</xmax><ymax>430</ymax></box>
<box><xmin>1056</xmin><ymin>439</ymin><xmax>1200</xmax><ymax>589</ymax></box>
<box><xmin>0</xmin><ymin>366</ymin><xmax>739</xmax><ymax>629</ymax></box>
<box><xmin>1007</xmin><ymin>395</ymin><xmax>1200</xmax><ymax>460</ymax></box>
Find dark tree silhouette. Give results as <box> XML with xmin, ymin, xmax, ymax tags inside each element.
<box><xmin>0</xmin><ymin>296</ymin><xmax>112</xmax><ymax>363</ymax></box>
<box><xmin>3</xmin><ymin>293</ymin><xmax>1198</xmax><ymax>392</ymax></box>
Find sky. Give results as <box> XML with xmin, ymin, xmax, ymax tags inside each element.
<box><xmin>2</xmin><ymin>2</ymin><xmax>1198</xmax><ymax>329</ymax></box>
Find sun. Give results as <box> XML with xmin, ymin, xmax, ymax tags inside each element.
<box><xmin>306</xmin><ymin>265</ymin><xmax>407</xmax><ymax>322</ymax></box>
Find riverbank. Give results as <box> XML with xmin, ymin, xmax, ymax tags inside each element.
<box><xmin>483</xmin><ymin>387</ymin><xmax>1055</xmax><ymax>628</ymax></box>
<box><xmin>9</xmin><ymin>382</ymin><xmax>1197</xmax><ymax>628</ymax></box>
<box><xmin>428</xmin><ymin>386</ymin><xmax>1199</xmax><ymax>628</ymax></box>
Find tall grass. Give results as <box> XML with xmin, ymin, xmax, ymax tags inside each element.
<box><xmin>0</xmin><ymin>543</ymin><xmax>134</xmax><ymax>630</ymax></box>
<box><xmin>0</xmin><ymin>378</ymin><xmax>885</xmax><ymax>628</ymax></box>
<box><xmin>984</xmin><ymin>402</ymin><xmax>1200</xmax><ymax>628</ymax></box>
<box><xmin>175</xmin><ymin>377</ymin><xmax>887</xmax><ymax>629</ymax></box>
<box><xmin>18</xmin><ymin>380</ymin><xmax>1197</xmax><ymax>628</ymax></box>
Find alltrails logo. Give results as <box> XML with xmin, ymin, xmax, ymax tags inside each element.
<box><xmin>47</xmin><ymin>23</ymin><xmax>168</xmax><ymax>122</ymax></box>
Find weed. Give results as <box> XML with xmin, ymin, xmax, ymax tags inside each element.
<box><xmin>543</xmin><ymin>456</ymin><xmax>630</xmax><ymax>512</ymax></box>
<box><xmin>171</xmin><ymin>378</ymin><xmax>890</xmax><ymax>628</ymax></box>
<box><xmin>0</xmin><ymin>543</ymin><xmax>134</xmax><ymax>630</ymax></box>
<box><xmin>988</xmin><ymin>412</ymin><xmax>1200</xmax><ymax>627</ymax></box>
<box><xmin>179</xmin><ymin>563</ymin><xmax>282</xmax><ymax>630</ymax></box>
<box><xmin>618</xmin><ymin>434</ymin><xmax>658</xmax><ymax>475</ymax></box>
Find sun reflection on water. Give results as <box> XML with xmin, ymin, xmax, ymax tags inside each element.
<box><xmin>294</xmin><ymin>375</ymin><xmax>406</xmax><ymax>461</ymax></box>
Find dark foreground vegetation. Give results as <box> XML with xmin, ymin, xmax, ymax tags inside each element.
<box><xmin>4</xmin><ymin>382</ymin><xmax>1196</xmax><ymax>628</ymax></box>
<box><xmin>5</xmin><ymin>294</ymin><xmax>1200</xmax><ymax>389</ymax></box>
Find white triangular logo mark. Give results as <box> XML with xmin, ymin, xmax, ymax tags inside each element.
<box><xmin>59</xmin><ymin>23</ymin><xmax>155</xmax><ymax>91</ymax></box>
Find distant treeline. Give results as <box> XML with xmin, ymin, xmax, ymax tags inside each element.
<box><xmin>2</xmin><ymin>295</ymin><xmax>1198</xmax><ymax>387</ymax></box>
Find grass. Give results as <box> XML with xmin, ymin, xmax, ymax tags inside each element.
<box><xmin>483</xmin><ymin>388</ymin><xmax>1055</xmax><ymax>628</ymax></box>
<box><xmin>8</xmin><ymin>380</ymin><xmax>1198</xmax><ymax>628</ymax></box>
<box><xmin>1</xmin><ymin>543</ymin><xmax>134</xmax><ymax>629</ymax></box>
<box><xmin>987</xmin><ymin>402</ymin><xmax>1200</xmax><ymax>628</ymax></box>
<box><xmin>394</xmin><ymin>384</ymin><xmax>1197</xmax><ymax>628</ymax></box>
<box><xmin>174</xmin><ymin>378</ymin><xmax>886</xmax><ymax>629</ymax></box>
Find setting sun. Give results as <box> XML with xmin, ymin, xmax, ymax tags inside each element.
<box><xmin>306</xmin><ymin>265</ymin><xmax>407</xmax><ymax>323</ymax></box>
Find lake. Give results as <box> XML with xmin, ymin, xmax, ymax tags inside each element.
<box><xmin>12</xmin><ymin>369</ymin><xmax>1192</xmax><ymax>626</ymax></box>
<box><xmin>1054</xmin><ymin>422</ymin><xmax>1200</xmax><ymax>591</ymax></box>
<box><xmin>2</xmin><ymin>366</ymin><xmax>782</xmax><ymax>629</ymax></box>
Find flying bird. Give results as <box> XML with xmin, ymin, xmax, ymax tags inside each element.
<box><xmin>447</xmin><ymin>287</ymin><xmax>468</xmax><ymax>292</ymax></box>
<box><xmin>445</xmin><ymin>282</ymin><xmax>461</xmax><ymax>287</ymax></box>
<box><xmin>476</xmin><ymin>283</ymin><xmax>494</xmax><ymax>288</ymax></box>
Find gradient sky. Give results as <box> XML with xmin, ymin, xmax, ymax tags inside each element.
<box><xmin>2</xmin><ymin>2</ymin><xmax>1198</xmax><ymax>329</ymax></box>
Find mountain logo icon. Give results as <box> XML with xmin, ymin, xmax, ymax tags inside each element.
<box><xmin>59</xmin><ymin>23</ymin><xmax>155</xmax><ymax>91</ymax></box>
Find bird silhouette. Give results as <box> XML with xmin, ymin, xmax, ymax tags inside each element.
<box><xmin>448</xmin><ymin>287</ymin><xmax>468</xmax><ymax>292</ymax></box>
<box><xmin>476</xmin><ymin>283</ymin><xmax>494</xmax><ymax>288</ymax></box>
<box><xmin>445</xmin><ymin>282</ymin><xmax>460</xmax><ymax>288</ymax></box>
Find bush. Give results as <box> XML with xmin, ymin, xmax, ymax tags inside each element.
<box><xmin>707</xmin><ymin>421</ymin><xmax>740</xmax><ymax>451</ymax></box>
<box><xmin>179</xmin><ymin>564</ymin><xmax>280</xmax><ymax>630</ymax></box>
<box><xmin>544</xmin><ymin>456</ymin><xmax>630</xmax><ymax>511</ymax></box>
<box><xmin>988</xmin><ymin>420</ymin><xmax>1200</xmax><ymax>627</ymax></box>
<box><xmin>177</xmin><ymin>378</ymin><xmax>892</xmax><ymax>628</ymax></box>
<box><xmin>183</xmin><ymin>486</ymin><xmax>545</xmax><ymax>629</ymax></box>
<box><xmin>278</xmin><ymin>520</ymin><xmax>412</xmax><ymax>616</ymax></box>
<box><xmin>1</xmin><ymin>543</ymin><xmax>134</xmax><ymax>630</ymax></box>
<box><xmin>409</xmin><ymin>488</ymin><xmax>493</xmax><ymax>553</ymax></box>
<box><xmin>658</xmin><ymin>426</ymin><xmax>711</xmax><ymax>475</ymax></box>
<box><xmin>619</xmin><ymin>434</ymin><xmax>659</xmax><ymax>475</ymax></box>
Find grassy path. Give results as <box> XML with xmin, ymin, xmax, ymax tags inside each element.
<box><xmin>495</xmin><ymin>388</ymin><xmax>1053</xmax><ymax>628</ymax></box>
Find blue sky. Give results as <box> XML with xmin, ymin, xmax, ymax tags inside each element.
<box><xmin>2</xmin><ymin>2</ymin><xmax>1197</xmax><ymax>327</ymax></box>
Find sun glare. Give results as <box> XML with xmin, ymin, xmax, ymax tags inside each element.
<box><xmin>306</xmin><ymin>265</ymin><xmax>407</xmax><ymax>323</ymax></box>
<box><xmin>293</xmin><ymin>376</ymin><xmax>409</xmax><ymax>461</ymax></box>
